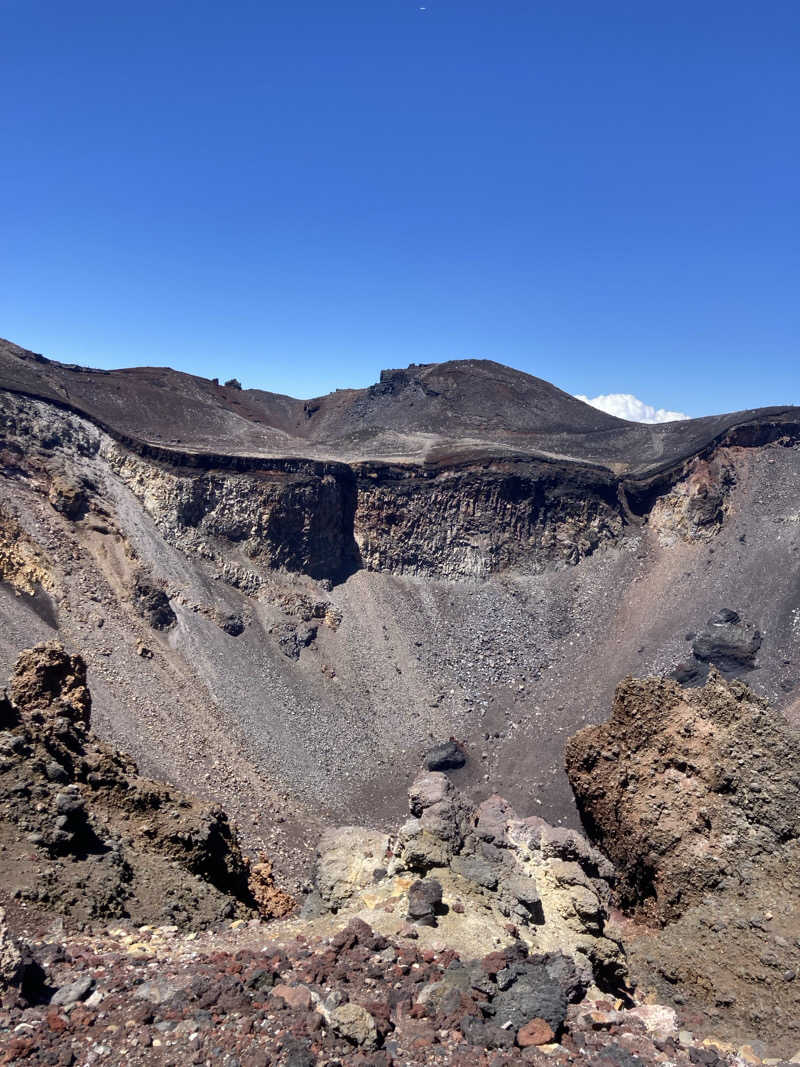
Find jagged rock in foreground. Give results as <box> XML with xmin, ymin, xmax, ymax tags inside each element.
<box><xmin>311</xmin><ymin>770</ymin><xmax>626</xmax><ymax>992</ymax></box>
<box><xmin>566</xmin><ymin>671</ymin><xmax>800</xmax><ymax>1058</ymax></box>
<box><xmin>0</xmin><ymin>766</ymin><xmax>748</xmax><ymax>1067</ymax></box>
<box><xmin>0</xmin><ymin>666</ymin><xmax>780</xmax><ymax>1066</ymax></box>
<box><xmin>0</xmin><ymin>642</ymin><xmax>293</xmax><ymax>930</ymax></box>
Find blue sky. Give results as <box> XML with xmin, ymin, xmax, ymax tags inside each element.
<box><xmin>1</xmin><ymin>1</ymin><xmax>798</xmax><ymax>415</ymax></box>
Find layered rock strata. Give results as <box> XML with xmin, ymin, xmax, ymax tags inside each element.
<box><xmin>2</xmin><ymin>354</ymin><xmax>799</xmax><ymax>582</ymax></box>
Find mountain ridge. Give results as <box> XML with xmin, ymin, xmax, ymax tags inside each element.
<box><xmin>2</xmin><ymin>337</ymin><xmax>797</xmax><ymax>479</ymax></box>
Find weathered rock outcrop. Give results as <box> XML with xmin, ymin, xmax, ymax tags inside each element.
<box><xmin>311</xmin><ymin>771</ymin><xmax>626</xmax><ymax>992</ymax></box>
<box><xmin>565</xmin><ymin>672</ymin><xmax>800</xmax><ymax>1055</ymax></box>
<box><xmin>565</xmin><ymin>671</ymin><xmax>800</xmax><ymax>923</ymax></box>
<box><xmin>0</xmin><ymin>642</ymin><xmax>292</xmax><ymax>928</ymax></box>
<box><xmin>353</xmin><ymin>459</ymin><xmax>624</xmax><ymax>576</ymax></box>
<box><xmin>0</xmin><ymin>508</ymin><xmax>54</xmax><ymax>597</ymax></box>
<box><xmin>649</xmin><ymin>455</ymin><xmax>736</xmax><ymax>543</ymax></box>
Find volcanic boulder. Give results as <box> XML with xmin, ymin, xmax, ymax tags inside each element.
<box><xmin>691</xmin><ymin>608</ymin><xmax>762</xmax><ymax>671</ymax></box>
<box><xmin>132</xmin><ymin>577</ymin><xmax>177</xmax><ymax>631</ymax></box>
<box><xmin>565</xmin><ymin>670</ymin><xmax>800</xmax><ymax>1054</ymax></box>
<box><xmin>423</xmin><ymin>739</ymin><xmax>466</xmax><ymax>771</ymax></box>
<box><xmin>406</xmin><ymin>877</ymin><xmax>443</xmax><ymax>926</ymax></box>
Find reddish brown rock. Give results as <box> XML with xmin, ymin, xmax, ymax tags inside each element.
<box><xmin>0</xmin><ymin>643</ymin><xmax>288</xmax><ymax>930</ymax></box>
<box><xmin>272</xmin><ymin>984</ymin><xmax>313</xmax><ymax>1011</ymax></box>
<box><xmin>517</xmin><ymin>1018</ymin><xmax>555</xmax><ymax>1047</ymax></box>
<box><xmin>565</xmin><ymin>671</ymin><xmax>800</xmax><ymax>923</ymax></box>
<box><xmin>248</xmin><ymin>856</ymin><xmax>296</xmax><ymax>920</ymax></box>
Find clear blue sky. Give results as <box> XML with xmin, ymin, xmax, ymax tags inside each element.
<box><xmin>1</xmin><ymin>1</ymin><xmax>798</xmax><ymax>414</ymax></box>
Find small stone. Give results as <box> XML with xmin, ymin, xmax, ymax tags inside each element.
<box><xmin>407</xmin><ymin>877</ymin><xmax>443</xmax><ymax>925</ymax></box>
<box><xmin>272</xmin><ymin>984</ymin><xmax>312</xmax><ymax>1011</ymax></box>
<box><xmin>329</xmin><ymin>1002</ymin><xmax>378</xmax><ymax>1049</ymax></box>
<box><xmin>51</xmin><ymin>975</ymin><xmax>95</xmax><ymax>1007</ymax></box>
<box><xmin>45</xmin><ymin>761</ymin><xmax>69</xmax><ymax>783</ymax></box>
<box><xmin>424</xmin><ymin>741</ymin><xmax>466</xmax><ymax>771</ymax></box>
<box><xmin>517</xmin><ymin>1018</ymin><xmax>555</xmax><ymax>1047</ymax></box>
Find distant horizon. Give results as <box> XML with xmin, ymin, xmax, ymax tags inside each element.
<box><xmin>2</xmin><ymin>2</ymin><xmax>797</xmax><ymax>421</ymax></box>
<box><xmin>3</xmin><ymin>330</ymin><xmax>794</xmax><ymax>423</ymax></box>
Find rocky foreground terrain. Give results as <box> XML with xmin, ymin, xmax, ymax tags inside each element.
<box><xmin>6</xmin><ymin>644</ymin><xmax>800</xmax><ymax>1062</ymax></box>
<box><xmin>4</xmin><ymin>645</ymin><xmax>800</xmax><ymax>1063</ymax></box>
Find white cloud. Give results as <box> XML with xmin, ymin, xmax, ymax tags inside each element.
<box><xmin>575</xmin><ymin>392</ymin><xmax>690</xmax><ymax>424</ymax></box>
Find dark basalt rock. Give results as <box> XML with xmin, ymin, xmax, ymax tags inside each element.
<box><xmin>451</xmin><ymin>853</ymin><xmax>498</xmax><ymax>890</ymax></box>
<box><xmin>486</xmin><ymin>952</ymin><xmax>586</xmax><ymax>1035</ymax></box>
<box><xmin>220</xmin><ymin>613</ymin><xmax>245</xmax><ymax>637</ymax></box>
<box><xmin>132</xmin><ymin>578</ymin><xmax>177</xmax><ymax>631</ymax></box>
<box><xmin>691</xmin><ymin>609</ymin><xmax>761</xmax><ymax>670</ymax></box>
<box><xmin>423</xmin><ymin>740</ymin><xmax>466</xmax><ymax>771</ymax></box>
<box><xmin>406</xmin><ymin>877</ymin><xmax>443</xmax><ymax>926</ymax></box>
<box><xmin>274</xmin><ymin>622</ymin><xmax>318</xmax><ymax>660</ymax></box>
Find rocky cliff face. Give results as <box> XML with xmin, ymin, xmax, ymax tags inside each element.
<box><xmin>2</xmin><ymin>337</ymin><xmax>799</xmax><ymax>584</ymax></box>
<box><xmin>0</xmin><ymin>391</ymin><xmax>623</xmax><ymax>584</ymax></box>
<box><xmin>353</xmin><ymin>460</ymin><xmax>624</xmax><ymax>577</ymax></box>
<box><xmin>566</xmin><ymin>672</ymin><xmax>800</xmax><ymax>1056</ymax></box>
<box><xmin>106</xmin><ymin>444</ymin><xmax>360</xmax><ymax>582</ymax></box>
